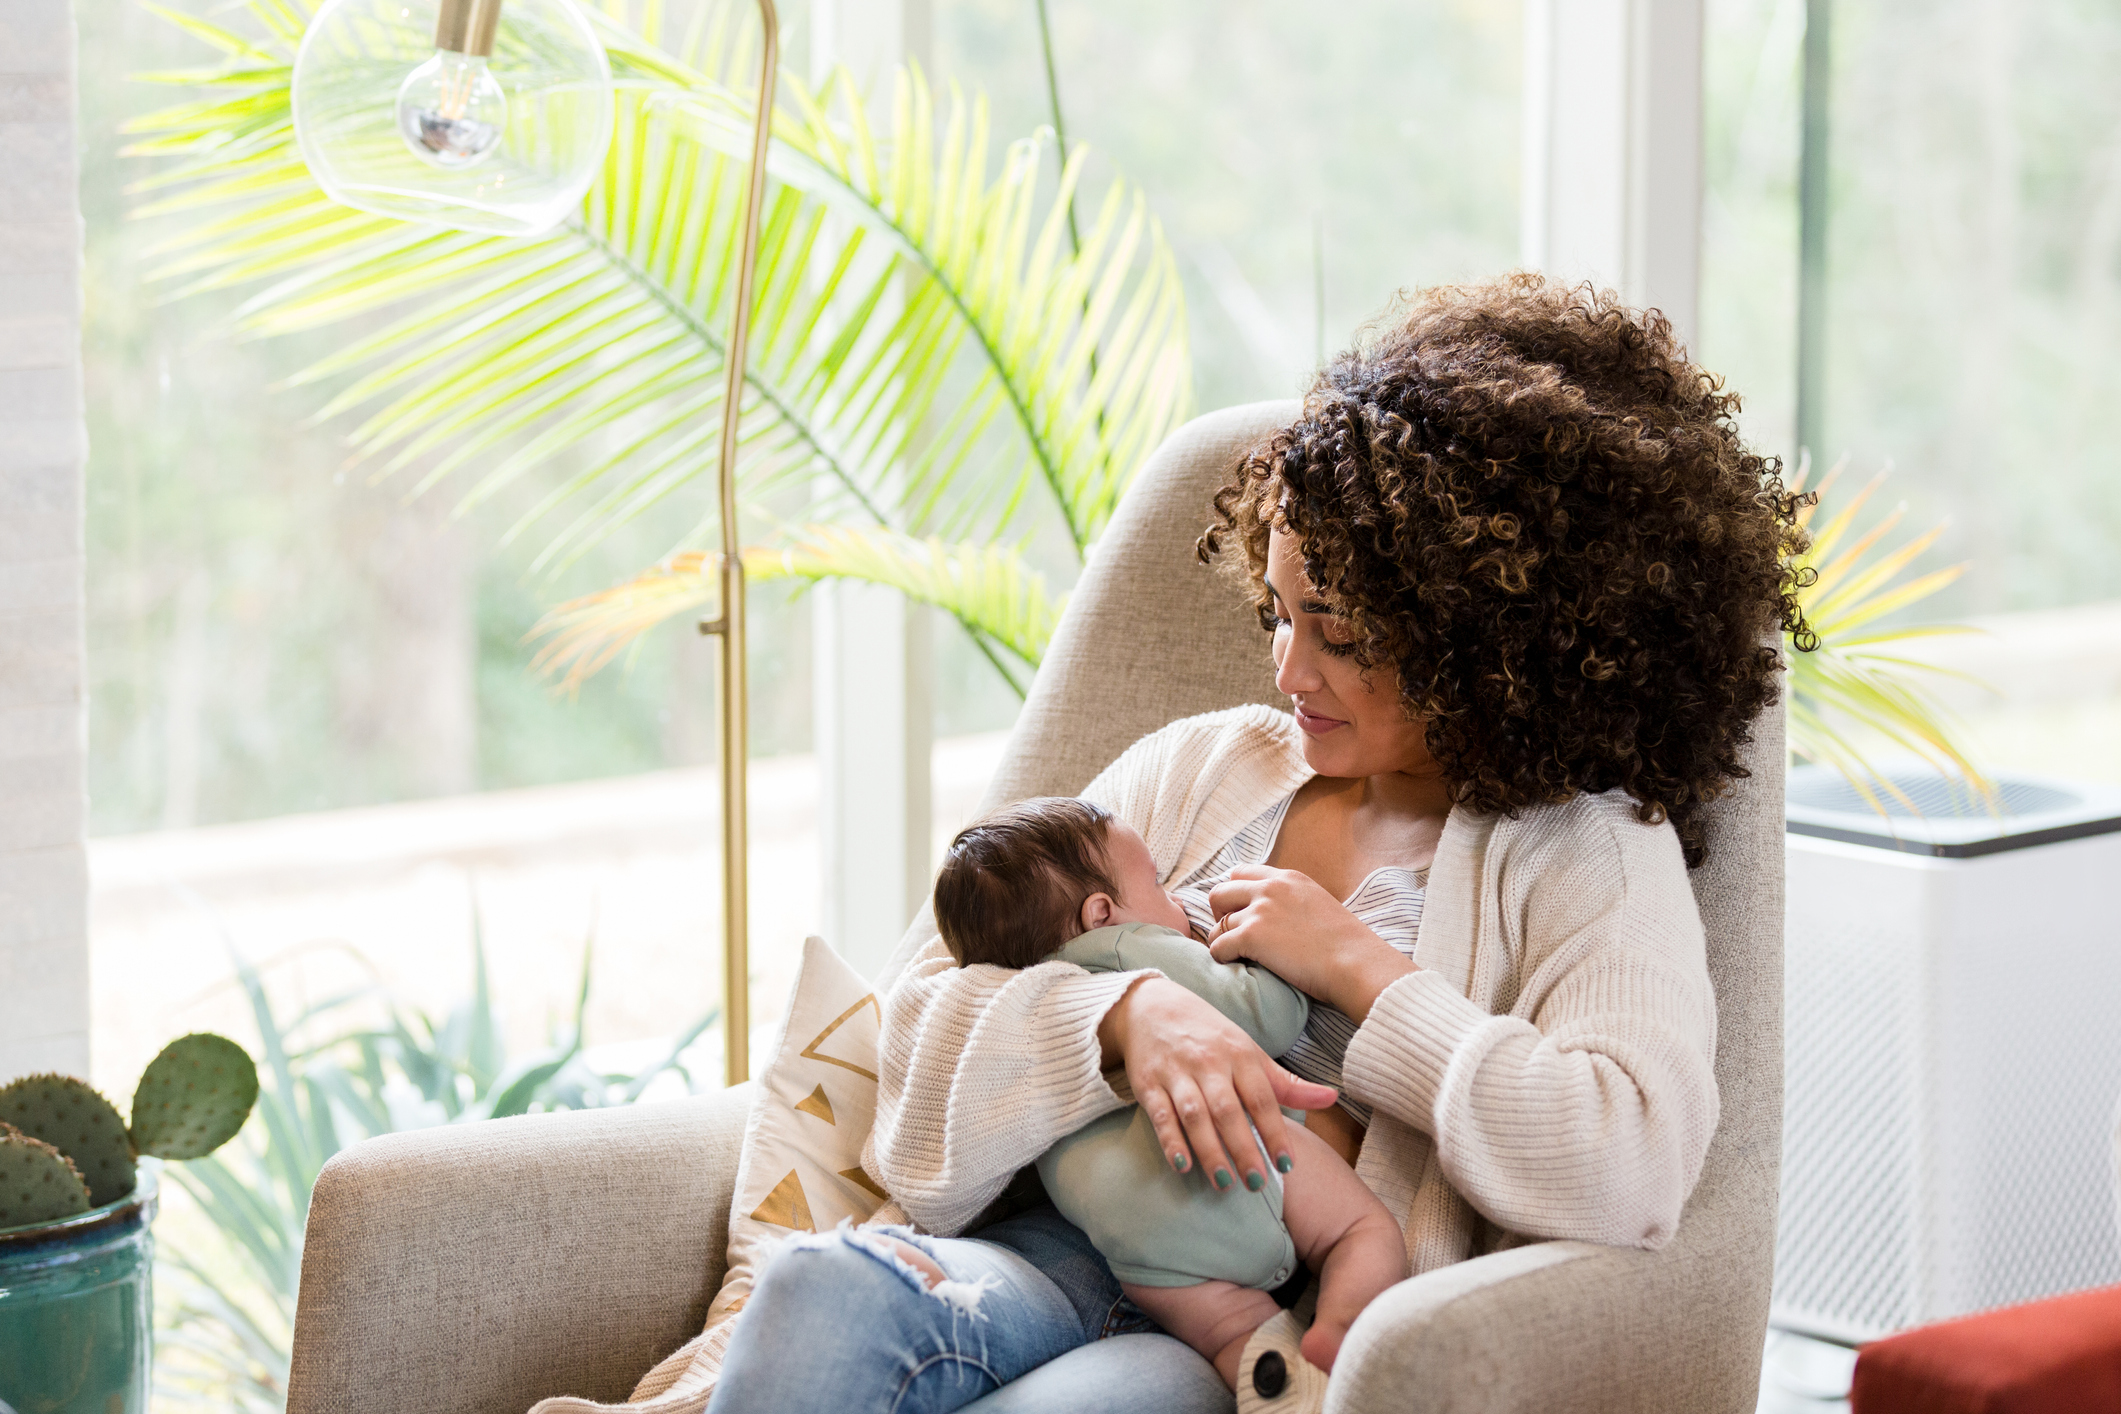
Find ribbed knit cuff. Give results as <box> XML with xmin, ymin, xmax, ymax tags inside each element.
<box><xmin>1341</xmin><ymin>968</ymin><xmax>1496</xmax><ymax>1132</ymax></box>
<box><xmin>1038</xmin><ymin>966</ymin><xmax>1164</xmax><ymax>1108</ymax></box>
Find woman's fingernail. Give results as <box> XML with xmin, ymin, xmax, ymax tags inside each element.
<box><xmin>1173</xmin><ymin>1152</ymin><xmax>1190</xmax><ymax>1172</ymax></box>
<box><xmin>1275</xmin><ymin>1153</ymin><xmax>1294</xmax><ymax>1173</ymax></box>
<box><xmin>1245</xmin><ymin>1170</ymin><xmax>1265</xmax><ymax>1191</ymax></box>
<box><xmin>1214</xmin><ymin>1168</ymin><xmax>1233</xmax><ymax>1190</ymax></box>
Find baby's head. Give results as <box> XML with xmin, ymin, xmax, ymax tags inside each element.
<box><xmin>933</xmin><ymin>796</ymin><xmax>1193</xmax><ymax>967</ymax></box>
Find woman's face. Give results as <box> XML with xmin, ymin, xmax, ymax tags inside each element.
<box><xmin>1266</xmin><ymin>529</ymin><xmax>1434</xmax><ymax>780</ymax></box>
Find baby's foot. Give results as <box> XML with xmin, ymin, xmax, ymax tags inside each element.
<box><xmin>1299</xmin><ymin>1318</ymin><xmax>1348</xmax><ymax>1373</ymax></box>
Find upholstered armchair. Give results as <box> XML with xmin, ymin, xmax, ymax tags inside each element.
<box><xmin>286</xmin><ymin>402</ymin><xmax>1785</xmax><ymax>1414</ymax></box>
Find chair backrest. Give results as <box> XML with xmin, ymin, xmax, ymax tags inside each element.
<box><xmin>978</xmin><ymin>398</ymin><xmax>1783</xmax><ymax>1295</ymax></box>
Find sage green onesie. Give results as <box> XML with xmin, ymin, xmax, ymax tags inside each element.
<box><xmin>1033</xmin><ymin>921</ymin><xmax>1310</xmax><ymax>1289</ymax></box>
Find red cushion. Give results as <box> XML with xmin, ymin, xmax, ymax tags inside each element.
<box><xmin>1851</xmin><ymin>1284</ymin><xmax>2121</xmax><ymax>1414</ymax></box>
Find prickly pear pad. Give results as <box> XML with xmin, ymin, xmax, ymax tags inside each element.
<box><xmin>0</xmin><ymin>1122</ymin><xmax>93</xmax><ymax>1228</ymax></box>
<box><xmin>129</xmin><ymin>1033</ymin><xmax>260</xmax><ymax>1160</ymax></box>
<box><xmin>0</xmin><ymin>1073</ymin><xmax>136</xmax><ymax>1206</ymax></box>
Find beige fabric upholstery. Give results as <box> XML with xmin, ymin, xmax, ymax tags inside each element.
<box><xmin>287</xmin><ymin>1088</ymin><xmax>748</xmax><ymax>1414</ymax></box>
<box><xmin>286</xmin><ymin>401</ymin><xmax>1782</xmax><ymax>1414</ymax></box>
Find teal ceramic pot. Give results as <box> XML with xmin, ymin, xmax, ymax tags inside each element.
<box><xmin>0</xmin><ymin>1159</ymin><xmax>159</xmax><ymax>1414</ymax></box>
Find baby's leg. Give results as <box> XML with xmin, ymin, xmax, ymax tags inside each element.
<box><xmin>1277</xmin><ymin>1122</ymin><xmax>1408</xmax><ymax>1372</ymax></box>
<box><xmin>1121</xmin><ymin>1280</ymin><xmax>1282</xmax><ymax>1390</ymax></box>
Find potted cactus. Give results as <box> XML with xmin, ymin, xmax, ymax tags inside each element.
<box><xmin>0</xmin><ymin>1033</ymin><xmax>259</xmax><ymax>1414</ymax></box>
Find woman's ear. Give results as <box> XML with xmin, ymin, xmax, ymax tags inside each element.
<box><xmin>1079</xmin><ymin>891</ymin><xmax>1116</xmax><ymax>932</ymax></box>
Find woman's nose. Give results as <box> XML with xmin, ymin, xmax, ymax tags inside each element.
<box><xmin>1274</xmin><ymin>628</ymin><xmax>1324</xmax><ymax>696</ymax></box>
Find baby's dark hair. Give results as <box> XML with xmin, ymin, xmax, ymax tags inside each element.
<box><xmin>933</xmin><ymin>797</ymin><xmax>1119</xmax><ymax>968</ymax></box>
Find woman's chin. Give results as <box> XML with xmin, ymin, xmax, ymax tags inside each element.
<box><xmin>1298</xmin><ymin>732</ymin><xmax>1359</xmax><ymax>778</ymax></box>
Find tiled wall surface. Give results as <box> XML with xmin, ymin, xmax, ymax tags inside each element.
<box><xmin>0</xmin><ymin>0</ymin><xmax>89</xmax><ymax>1082</ymax></box>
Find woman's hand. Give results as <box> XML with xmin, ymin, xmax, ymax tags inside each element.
<box><xmin>1098</xmin><ymin>977</ymin><xmax>1338</xmax><ymax>1191</ymax></box>
<box><xmin>1206</xmin><ymin>864</ymin><xmax>1418</xmax><ymax>1020</ymax></box>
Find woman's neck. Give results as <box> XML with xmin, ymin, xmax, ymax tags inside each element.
<box><xmin>1356</xmin><ymin>763</ymin><xmax>1455</xmax><ymax>822</ymax></box>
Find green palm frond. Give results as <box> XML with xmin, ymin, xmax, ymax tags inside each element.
<box><xmin>530</xmin><ymin>524</ymin><xmax>1062</xmax><ymax>697</ymax></box>
<box><xmin>1784</xmin><ymin>457</ymin><xmax>1989</xmax><ymax>809</ymax></box>
<box><xmin>126</xmin><ymin>3</ymin><xmax>1190</xmax><ymax>601</ymax></box>
<box><xmin>749</xmin><ymin>524</ymin><xmax>1063</xmax><ymax>693</ymax></box>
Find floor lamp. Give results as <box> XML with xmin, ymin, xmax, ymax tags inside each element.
<box><xmin>698</xmin><ymin>0</ymin><xmax>778</xmax><ymax>1086</ymax></box>
<box><xmin>293</xmin><ymin>0</ymin><xmax>780</xmax><ymax>1085</ymax></box>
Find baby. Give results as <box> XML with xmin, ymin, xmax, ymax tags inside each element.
<box><xmin>933</xmin><ymin>796</ymin><xmax>1407</xmax><ymax>1405</ymax></box>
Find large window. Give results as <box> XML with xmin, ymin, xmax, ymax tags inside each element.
<box><xmin>1701</xmin><ymin>0</ymin><xmax>2121</xmax><ymax>782</ymax></box>
<box><xmin>938</xmin><ymin>0</ymin><xmax>1521</xmax><ymax>413</ymax></box>
<box><xmin>79</xmin><ymin>0</ymin><xmax>1526</xmax><ymax>1096</ymax></box>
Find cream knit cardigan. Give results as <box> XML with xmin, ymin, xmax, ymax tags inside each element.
<box><xmin>864</xmin><ymin>705</ymin><xmax>1722</xmax><ymax>1274</ymax></box>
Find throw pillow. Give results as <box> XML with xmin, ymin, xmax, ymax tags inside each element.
<box><xmin>707</xmin><ymin>933</ymin><xmax>889</xmax><ymax>1325</ymax></box>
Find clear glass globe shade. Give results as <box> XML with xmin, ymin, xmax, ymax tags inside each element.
<box><xmin>292</xmin><ymin>0</ymin><xmax>612</xmax><ymax>237</ymax></box>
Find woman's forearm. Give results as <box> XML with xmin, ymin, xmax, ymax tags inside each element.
<box><xmin>1334</xmin><ymin>943</ymin><xmax>1419</xmax><ymax>1023</ymax></box>
<box><xmin>869</xmin><ymin>937</ymin><xmax>1145</xmax><ymax>1235</ymax></box>
<box><xmin>1094</xmin><ymin>973</ymin><xmax>1155</xmax><ymax>1070</ymax></box>
<box><xmin>1342</xmin><ymin>963</ymin><xmax>1718</xmax><ymax>1248</ymax></box>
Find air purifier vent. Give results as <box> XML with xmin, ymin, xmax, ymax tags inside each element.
<box><xmin>1786</xmin><ymin>772</ymin><xmax>2078</xmax><ymax>819</ymax></box>
<box><xmin>1774</xmin><ymin>766</ymin><xmax>2121</xmax><ymax>1344</ymax></box>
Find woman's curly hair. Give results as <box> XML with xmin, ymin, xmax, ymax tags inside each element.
<box><xmin>1199</xmin><ymin>273</ymin><xmax>1813</xmax><ymax>868</ymax></box>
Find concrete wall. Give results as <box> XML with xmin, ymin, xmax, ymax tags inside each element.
<box><xmin>0</xmin><ymin>0</ymin><xmax>88</xmax><ymax>1082</ymax></box>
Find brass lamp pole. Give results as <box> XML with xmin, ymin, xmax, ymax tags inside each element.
<box><xmin>697</xmin><ymin>0</ymin><xmax>778</xmax><ymax>1087</ymax></box>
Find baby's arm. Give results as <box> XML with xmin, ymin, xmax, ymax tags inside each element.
<box><xmin>1058</xmin><ymin>924</ymin><xmax>1310</xmax><ymax>1056</ymax></box>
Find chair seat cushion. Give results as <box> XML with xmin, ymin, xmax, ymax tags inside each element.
<box><xmin>1850</xmin><ymin>1283</ymin><xmax>2121</xmax><ymax>1414</ymax></box>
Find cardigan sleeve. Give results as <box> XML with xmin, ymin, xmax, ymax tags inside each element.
<box><xmin>862</xmin><ymin>930</ymin><xmax>1153</xmax><ymax>1236</ymax></box>
<box><xmin>1338</xmin><ymin>805</ymin><xmax>1720</xmax><ymax>1250</ymax></box>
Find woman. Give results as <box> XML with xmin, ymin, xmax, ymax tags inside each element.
<box><xmin>705</xmin><ymin>274</ymin><xmax>1810</xmax><ymax>1413</ymax></box>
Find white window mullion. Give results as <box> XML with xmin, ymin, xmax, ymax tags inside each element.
<box><xmin>809</xmin><ymin>0</ymin><xmax>935</xmax><ymax>984</ymax></box>
<box><xmin>1521</xmin><ymin>0</ymin><xmax>1705</xmax><ymax>352</ymax></box>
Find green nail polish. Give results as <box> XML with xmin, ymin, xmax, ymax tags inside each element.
<box><xmin>1214</xmin><ymin>1168</ymin><xmax>1233</xmax><ymax>1190</ymax></box>
<box><xmin>1276</xmin><ymin>1153</ymin><xmax>1294</xmax><ymax>1173</ymax></box>
<box><xmin>1245</xmin><ymin>1170</ymin><xmax>1265</xmax><ymax>1191</ymax></box>
<box><xmin>1173</xmin><ymin>1153</ymin><xmax>1189</xmax><ymax>1172</ymax></box>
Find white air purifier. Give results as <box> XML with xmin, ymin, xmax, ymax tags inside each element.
<box><xmin>1775</xmin><ymin>765</ymin><xmax>2121</xmax><ymax>1343</ymax></box>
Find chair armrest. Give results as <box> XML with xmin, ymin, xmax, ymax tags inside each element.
<box><xmin>1328</xmin><ymin>1234</ymin><xmax>1768</xmax><ymax>1414</ymax></box>
<box><xmin>288</xmin><ymin>1086</ymin><xmax>750</xmax><ymax>1414</ymax></box>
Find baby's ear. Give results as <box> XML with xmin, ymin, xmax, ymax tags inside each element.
<box><xmin>1079</xmin><ymin>892</ymin><xmax>1116</xmax><ymax>932</ymax></box>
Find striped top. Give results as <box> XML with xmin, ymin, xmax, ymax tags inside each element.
<box><xmin>1172</xmin><ymin>792</ymin><xmax>1427</xmax><ymax>1128</ymax></box>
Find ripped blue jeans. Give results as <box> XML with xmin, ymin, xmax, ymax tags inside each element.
<box><xmin>704</xmin><ymin>1204</ymin><xmax>1232</xmax><ymax>1414</ymax></box>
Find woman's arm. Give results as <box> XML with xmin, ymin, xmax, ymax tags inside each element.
<box><xmin>1341</xmin><ymin>817</ymin><xmax>1718</xmax><ymax>1249</ymax></box>
<box><xmin>863</xmin><ymin>929</ymin><xmax>1152</xmax><ymax>1235</ymax></box>
<box><xmin>1206</xmin><ymin>812</ymin><xmax>1719</xmax><ymax>1249</ymax></box>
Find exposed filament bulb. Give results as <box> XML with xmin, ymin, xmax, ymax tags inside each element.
<box><xmin>396</xmin><ymin>49</ymin><xmax>506</xmax><ymax>168</ymax></box>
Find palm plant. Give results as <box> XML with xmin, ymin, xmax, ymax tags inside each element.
<box><xmin>1783</xmin><ymin>455</ymin><xmax>1987</xmax><ymax>806</ymax></box>
<box><xmin>126</xmin><ymin>0</ymin><xmax>1189</xmax><ymax>695</ymax></box>
<box><xmin>155</xmin><ymin>932</ymin><xmax>715</xmax><ymax>1411</ymax></box>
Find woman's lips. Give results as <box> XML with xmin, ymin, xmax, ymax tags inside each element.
<box><xmin>1294</xmin><ymin>704</ymin><xmax>1345</xmax><ymax>735</ymax></box>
